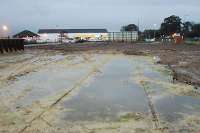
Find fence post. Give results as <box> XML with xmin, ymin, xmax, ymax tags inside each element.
<box><xmin>0</xmin><ymin>40</ymin><xmax>3</xmax><ymax>53</ymax></box>
<box><xmin>4</xmin><ymin>40</ymin><xmax>9</xmax><ymax>52</ymax></box>
<box><xmin>121</xmin><ymin>32</ymin><xmax>123</xmax><ymax>42</ymax></box>
<box><xmin>8</xmin><ymin>39</ymin><xmax>12</xmax><ymax>52</ymax></box>
<box><xmin>126</xmin><ymin>32</ymin><xmax>128</xmax><ymax>43</ymax></box>
<box><xmin>131</xmin><ymin>32</ymin><xmax>133</xmax><ymax>43</ymax></box>
<box><xmin>113</xmin><ymin>32</ymin><xmax>114</xmax><ymax>42</ymax></box>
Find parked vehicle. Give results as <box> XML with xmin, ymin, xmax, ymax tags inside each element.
<box><xmin>63</xmin><ymin>38</ymin><xmax>76</xmax><ymax>44</ymax></box>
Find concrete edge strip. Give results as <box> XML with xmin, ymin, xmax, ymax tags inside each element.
<box><xmin>18</xmin><ymin>57</ymin><xmax>110</xmax><ymax>133</ymax></box>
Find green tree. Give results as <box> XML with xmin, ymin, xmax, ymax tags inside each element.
<box><xmin>182</xmin><ymin>21</ymin><xmax>193</xmax><ymax>37</ymax></box>
<box><xmin>143</xmin><ymin>29</ymin><xmax>160</xmax><ymax>39</ymax></box>
<box><xmin>182</xmin><ymin>22</ymin><xmax>200</xmax><ymax>38</ymax></box>
<box><xmin>160</xmin><ymin>15</ymin><xmax>182</xmax><ymax>36</ymax></box>
<box><xmin>183</xmin><ymin>21</ymin><xmax>193</xmax><ymax>33</ymax></box>
<box><xmin>121</xmin><ymin>24</ymin><xmax>138</xmax><ymax>32</ymax></box>
<box><xmin>191</xmin><ymin>24</ymin><xmax>200</xmax><ymax>37</ymax></box>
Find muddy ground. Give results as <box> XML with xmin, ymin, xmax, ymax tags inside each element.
<box><xmin>27</xmin><ymin>42</ymin><xmax>200</xmax><ymax>87</ymax></box>
<box><xmin>0</xmin><ymin>43</ymin><xmax>200</xmax><ymax>133</ymax></box>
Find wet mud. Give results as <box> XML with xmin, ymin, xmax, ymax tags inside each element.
<box><xmin>0</xmin><ymin>50</ymin><xmax>200</xmax><ymax>133</ymax></box>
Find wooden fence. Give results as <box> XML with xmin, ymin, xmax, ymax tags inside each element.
<box><xmin>0</xmin><ymin>39</ymin><xmax>24</xmax><ymax>53</ymax></box>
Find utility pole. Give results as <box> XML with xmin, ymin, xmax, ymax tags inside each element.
<box><xmin>183</xmin><ymin>14</ymin><xmax>189</xmax><ymax>39</ymax></box>
<box><xmin>60</xmin><ymin>31</ymin><xmax>64</xmax><ymax>44</ymax></box>
<box><xmin>60</xmin><ymin>32</ymin><xmax>63</xmax><ymax>44</ymax></box>
<box><xmin>137</xmin><ymin>18</ymin><xmax>140</xmax><ymax>41</ymax></box>
<box><xmin>153</xmin><ymin>24</ymin><xmax>157</xmax><ymax>39</ymax></box>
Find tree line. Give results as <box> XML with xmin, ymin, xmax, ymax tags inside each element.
<box><xmin>121</xmin><ymin>15</ymin><xmax>200</xmax><ymax>39</ymax></box>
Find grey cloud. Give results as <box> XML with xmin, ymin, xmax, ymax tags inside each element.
<box><xmin>0</xmin><ymin>0</ymin><xmax>200</xmax><ymax>34</ymax></box>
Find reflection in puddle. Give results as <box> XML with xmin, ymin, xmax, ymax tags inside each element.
<box><xmin>155</xmin><ymin>93</ymin><xmax>200</xmax><ymax>122</ymax></box>
<box><xmin>62</xmin><ymin>58</ymin><xmax>149</xmax><ymax>122</ymax></box>
<box><xmin>8</xmin><ymin>67</ymin><xmax>89</xmax><ymax>108</ymax></box>
<box><xmin>141</xmin><ymin>80</ymin><xmax>200</xmax><ymax>124</ymax></box>
<box><xmin>1</xmin><ymin>53</ymin><xmax>200</xmax><ymax>132</ymax></box>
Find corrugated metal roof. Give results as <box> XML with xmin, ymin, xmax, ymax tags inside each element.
<box><xmin>38</xmin><ymin>29</ymin><xmax>108</xmax><ymax>34</ymax></box>
<box><xmin>13</xmin><ymin>30</ymin><xmax>39</xmax><ymax>38</ymax></box>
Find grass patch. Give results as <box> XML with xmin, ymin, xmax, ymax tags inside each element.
<box><xmin>185</xmin><ymin>41</ymin><xmax>200</xmax><ymax>45</ymax></box>
<box><xmin>140</xmin><ymin>81</ymin><xmax>152</xmax><ymax>91</ymax></box>
<box><xmin>118</xmin><ymin>113</ymin><xmax>144</xmax><ymax>122</ymax></box>
<box><xmin>155</xmin><ymin>67</ymin><xmax>172</xmax><ymax>76</ymax></box>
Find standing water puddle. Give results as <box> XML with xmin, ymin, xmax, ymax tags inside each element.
<box><xmin>135</xmin><ymin>67</ymin><xmax>200</xmax><ymax>131</ymax></box>
<box><xmin>149</xmin><ymin>82</ymin><xmax>200</xmax><ymax>123</ymax></box>
<box><xmin>12</xmin><ymin>67</ymin><xmax>89</xmax><ymax>108</ymax></box>
<box><xmin>61</xmin><ymin>58</ymin><xmax>149</xmax><ymax>122</ymax></box>
<box><xmin>1</xmin><ymin>53</ymin><xmax>200</xmax><ymax>132</ymax></box>
<box><xmin>56</xmin><ymin>56</ymin><xmax>200</xmax><ymax>131</ymax></box>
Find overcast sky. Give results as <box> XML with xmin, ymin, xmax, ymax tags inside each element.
<box><xmin>0</xmin><ymin>0</ymin><xmax>200</xmax><ymax>35</ymax></box>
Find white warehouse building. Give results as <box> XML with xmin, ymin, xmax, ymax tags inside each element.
<box><xmin>38</xmin><ymin>29</ymin><xmax>108</xmax><ymax>43</ymax></box>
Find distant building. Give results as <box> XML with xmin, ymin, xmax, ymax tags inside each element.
<box><xmin>13</xmin><ymin>30</ymin><xmax>39</xmax><ymax>43</ymax></box>
<box><xmin>108</xmin><ymin>32</ymin><xmax>138</xmax><ymax>42</ymax></box>
<box><xmin>37</xmin><ymin>29</ymin><xmax>108</xmax><ymax>43</ymax></box>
